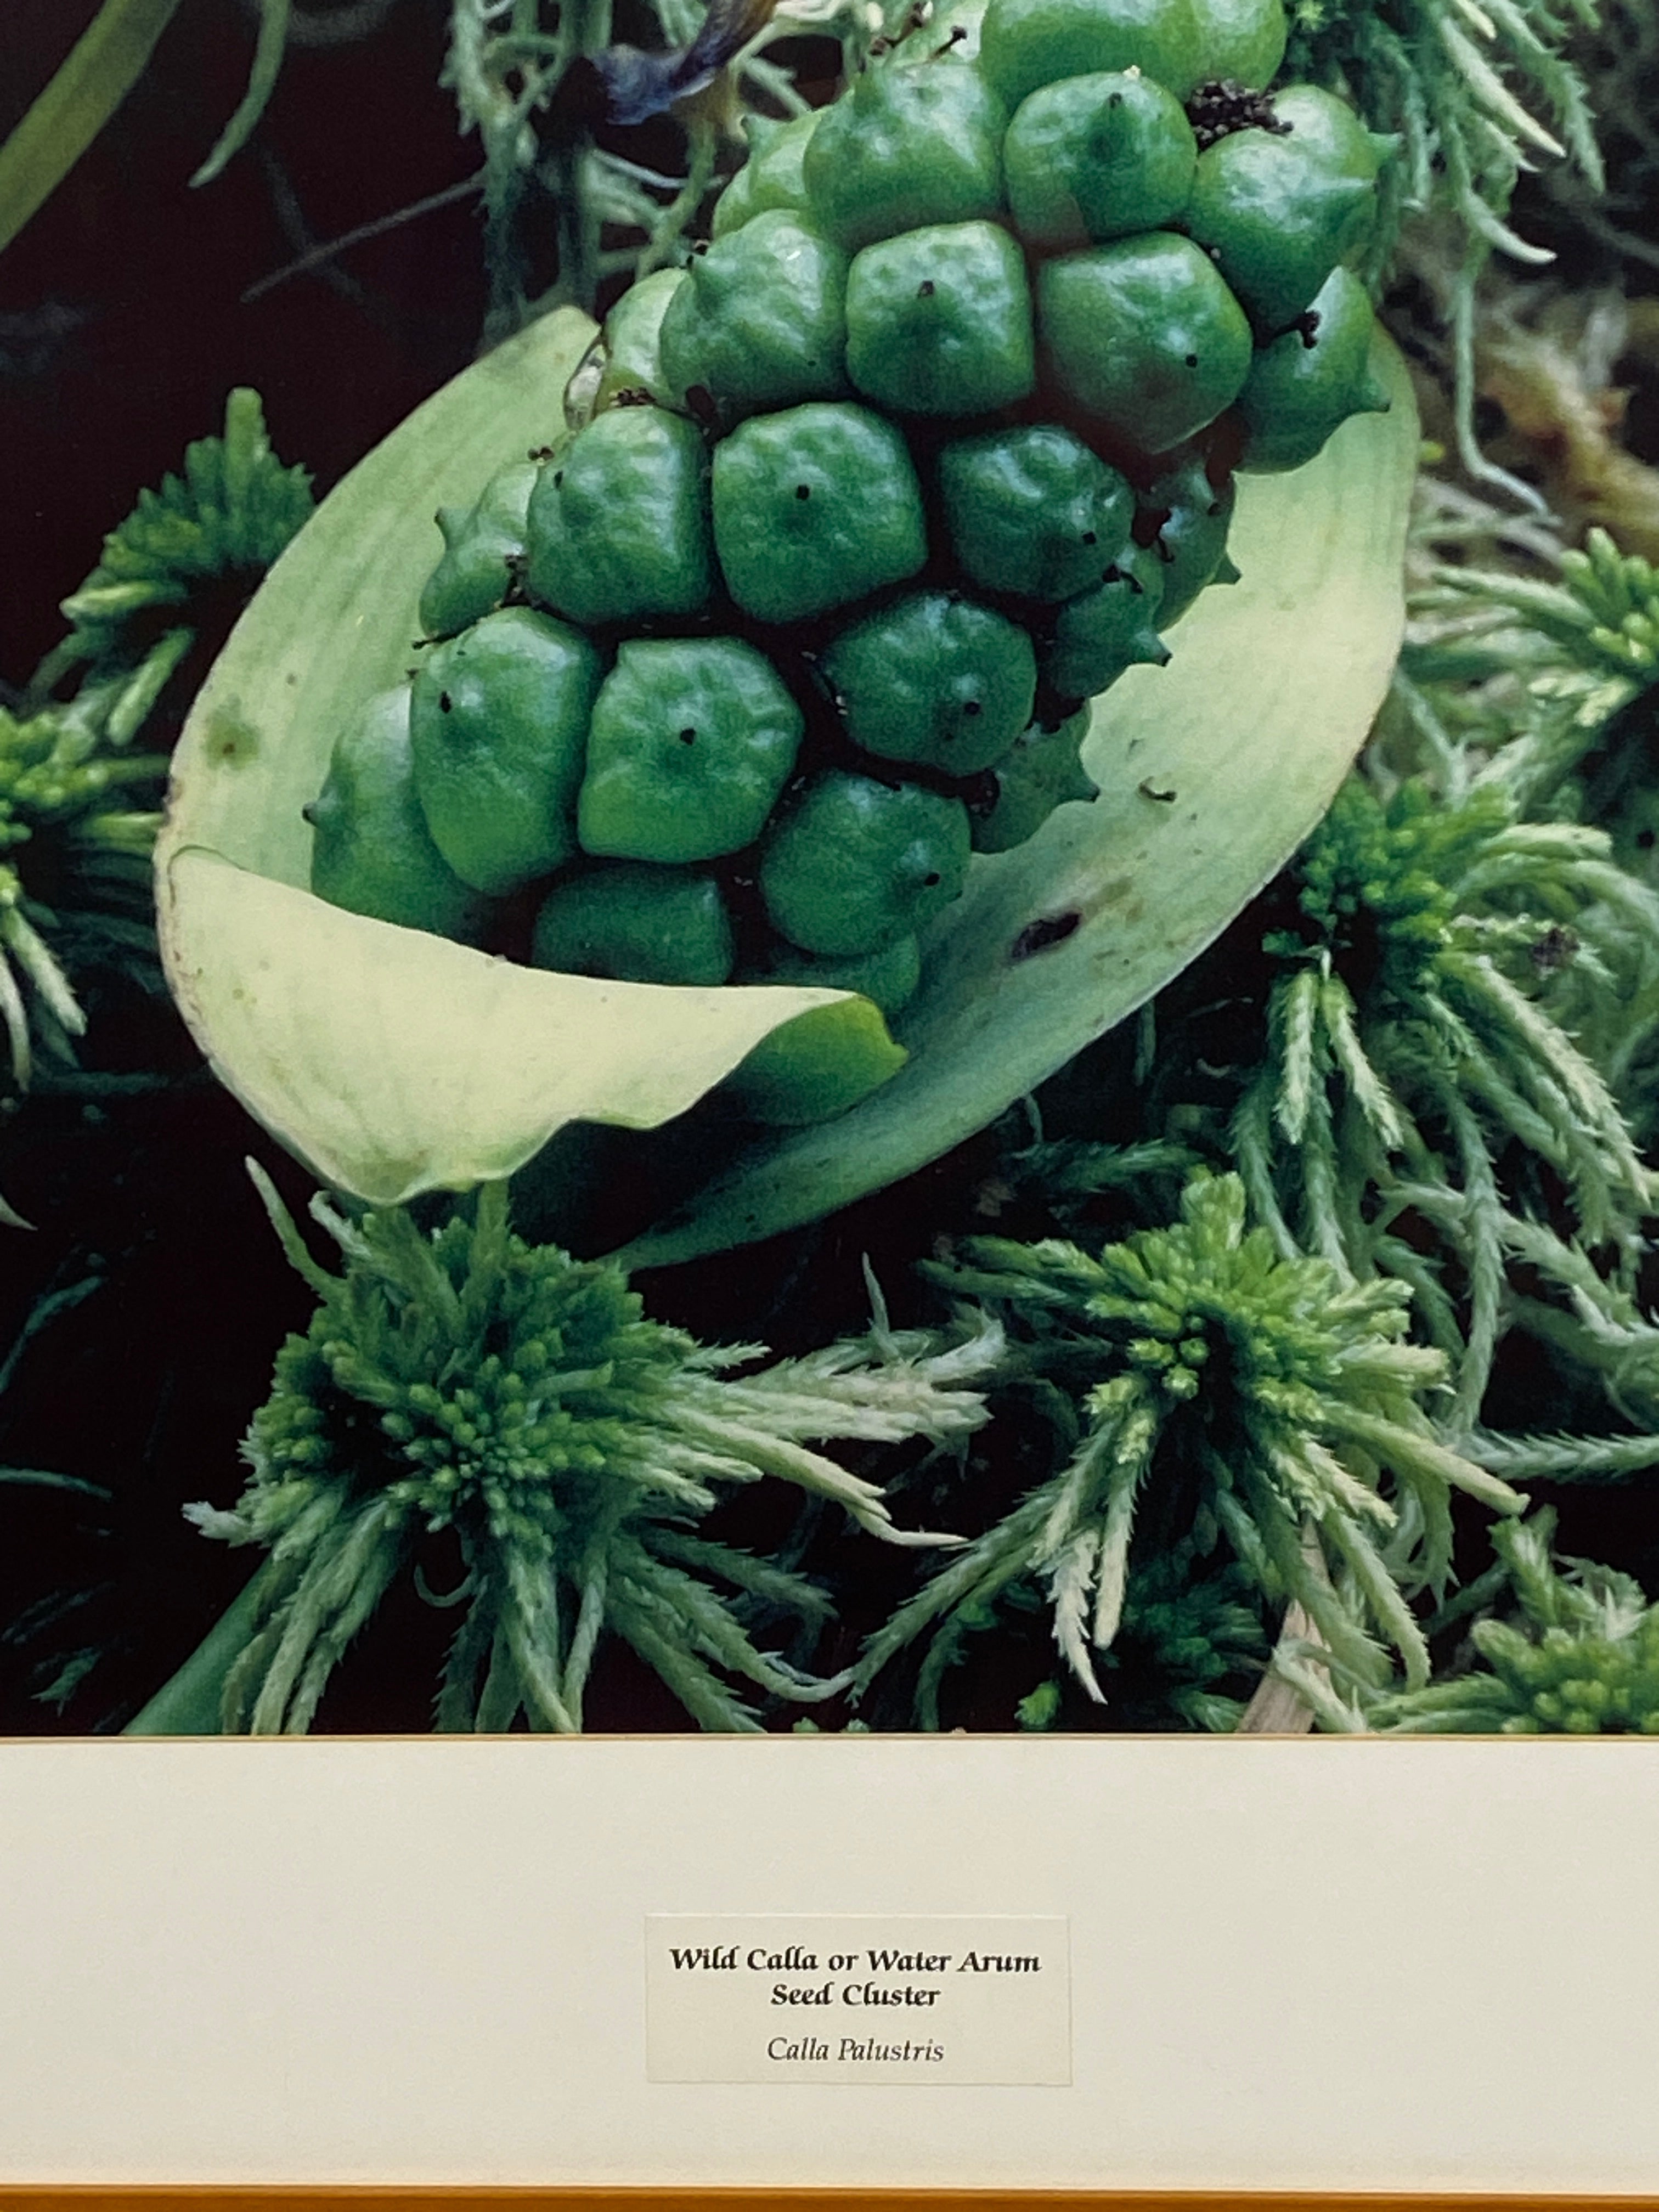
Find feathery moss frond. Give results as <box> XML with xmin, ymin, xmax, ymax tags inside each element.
<box><xmin>57</xmin><ymin>388</ymin><xmax>313</xmax><ymax>666</ymax></box>
<box><xmin>184</xmin><ymin>1170</ymin><xmax>996</xmax><ymax>1733</ymax></box>
<box><xmin>1233</xmin><ymin>766</ymin><xmax>1657</xmax><ymax>1424</ymax></box>
<box><xmin>855</xmin><ymin>1172</ymin><xmax>1523</xmax><ymax>1722</ymax></box>
<box><xmin>1369</xmin><ymin>1507</ymin><xmax>1659</xmax><ymax>1731</ymax></box>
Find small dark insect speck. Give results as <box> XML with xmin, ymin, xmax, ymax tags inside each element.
<box><xmin>1082</xmin><ymin>530</ymin><xmax>1097</xmax><ymax>545</ymax></box>
<box><xmin>1011</xmin><ymin>912</ymin><xmax>1081</xmax><ymax>961</ymax></box>
<box><xmin>918</xmin><ymin>279</ymin><xmax>936</xmax><ymax>297</ymax></box>
<box><xmin>795</xmin><ymin>482</ymin><xmax>812</xmax><ymax>499</ymax></box>
<box><xmin>1531</xmin><ymin>923</ymin><xmax>1577</xmax><ymax>972</ymax></box>
<box><xmin>922</xmin><ymin>871</ymin><xmax>942</xmax><ymax>887</ymax></box>
<box><xmin>439</xmin><ymin>691</ymin><xmax>453</xmax><ymax>713</ymax></box>
<box><xmin>962</xmin><ymin>699</ymin><xmax>981</xmax><ymax>716</ymax></box>
<box><xmin>679</xmin><ymin>726</ymin><xmax>697</xmax><ymax>744</ymax></box>
<box><xmin>1184</xmin><ymin>353</ymin><xmax>1199</xmax><ymax>368</ymax></box>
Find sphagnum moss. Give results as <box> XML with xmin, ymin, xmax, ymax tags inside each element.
<box><xmin>1369</xmin><ymin>1509</ymin><xmax>1659</xmax><ymax>1734</ymax></box>
<box><xmin>854</xmin><ymin>1172</ymin><xmax>1523</xmax><ymax>1723</ymax></box>
<box><xmin>0</xmin><ymin>392</ymin><xmax>315</xmax><ymax>1214</ymax></box>
<box><xmin>185</xmin><ymin>1169</ymin><xmax>998</xmax><ymax>1734</ymax></box>
<box><xmin>1231</xmin><ymin>769</ymin><xmax>1658</xmax><ymax>1429</ymax></box>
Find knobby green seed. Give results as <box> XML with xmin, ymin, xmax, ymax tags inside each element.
<box><xmin>409</xmin><ymin>607</ymin><xmax>601</xmax><ymax>896</ymax></box>
<box><xmin>712</xmin><ymin>402</ymin><xmax>928</xmax><ymax>623</ymax></box>
<box><xmin>822</xmin><ymin>591</ymin><xmax>1038</xmax><ymax>775</ymax></box>
<box><xmin>760</xmin><ymin>770</ymin><xmax>972</xmax><ymax>955</ymax></box>
<box><xmin>845</xmin><ymin>220</ymin><xmax>1036</xmax><ymax>417</ymax></box>
<box><xmin>532</xmin><ymin>863</ymin><xmax>736</xmax><ymax>985</ymax></box>
<box><xmin>578</xmin><ymin>636</ymin><xmax>804</xmax><ymax>864</ymax></box>
<box><xmin>524</xmin><ymin>405</ymin><xmax>712</xmax><ymax>627</ymax></box>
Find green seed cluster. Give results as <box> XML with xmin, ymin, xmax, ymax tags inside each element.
<box><xmin>308</xmin><ymin>0</ymin><xmax>1393</xmax><ymax>1121</ymax></box>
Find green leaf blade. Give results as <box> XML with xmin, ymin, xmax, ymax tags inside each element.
<box><xmin>0</xmin><ymin>0</ymin><xmax>185</xmax><ymax>257</ymax></box>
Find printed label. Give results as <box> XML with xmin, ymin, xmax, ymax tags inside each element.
<box><xmin>645</xmin><ymin>1915</ymin><xmax>1070</xmax><ymax>2085</ymax></box>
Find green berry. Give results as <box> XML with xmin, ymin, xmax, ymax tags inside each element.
<box><xmin>592</xmin><ymin>267</ymin><xmax>686</xmax><ymax>411</ymax></box>
<box><xmin>970</xmin><ymin>709</ymin><xmax>1096</xmax><ymax>852</ymax></box>
<box><xmin>659</xmin><ymin>212</ymin><xmax>850</xmax><ymax>421</ymax></box>
<box><xmin>979</xmin><ymin>0</ymin><xmax>1205</xmax><ymax>110</ymax></box>
<box><xmin>1039</xmin><ymin>232</ymin><xmax>1252</xmax><ymax>453</ymax></box>
<box><xmin>1004</xmin><ymin>71</ymin><xmax>1197</xmax><ymax>250</ymax></box>
<box><xmin>751</xmin><ymin>932</ymin><xmax>924</xmax><ymax>1019</ymax></box>
<box><xmin>1046</xmin><ymin>540</ymin><xmax>1169</xmax><ymax>699</ymax></box>
<box><xmin>711</xmin><ymin>108</ymin><xmax>823</xmax><ymax>238</ymax></box>
<box><xmin>1188</xmin><ymin>0</ymin><xmax>1286</xmax><ymax>86</ymax></box>
<box><xmin>577</xmin><ymin>636</ymin><xmax>804</xmax><ymax>864</ymax></box>
<box><xmin>821</xmin><ymin>590</ymin><xmax>1037</xmax><ymax>775</ymax></box>
<box><xmin>1182</xmin><ymin>85</ymin><xmax>1387</xmax><ymax>334</ymax></box>
<box><xmin>760</xmin><ymin>770</ymin><xmax>971</xmax><ymax>955</ymax></box>
<box><xmin>418</xmin><ymin>459</ymin><xmax>538</xmax><ymax>641</ymax></box>
<box><xmin>531</xmin><ymin>864</ymin><xmax>735</xmax><ymax>985</ymax></box>
<box><xmin>712</xmin><ymin>402</ymin><xmax>928</xmax><ymax>623</ymax></box>
<box><xmin>307</xmin><ymin>686</ymin><xmax>492</xmax><ymax>941</ymax></box>
<box><xmin>802</xmin><ymin>60</ymin><xmax>1007</xmax><ymax>252</ymax></box>
<box><xmin>939</xmin><ymin>423</ymin><xmax>1135</xmax><ymax>601</ymax></box>
<box><xmin>845</xmin><ymin>219</ymin><xmax>1036</xmax><ymax>416</ymax></box>
<box><xmin>524</xmin><ymin>405</ymin><xmax>712</xmax><ymax>627</ymax></box>
<box><xmin>1141</xmin><ymin>452</ymin><xmax>1237</xmax><ymax>624</ymax></box>
<box><xmin>1270</xmin><ymin>83</ymin><xmax>1399</xmax><ymax>178</ymax></box>
<box><xmin>409</xmin><ymin>607</ymin><xmax>602</xmax><ymax>896</ymax></box>
<box><xmin>1236</xmin><ymin>264</ymin><xmax>1390</xmax><ymax>472</ymax></box>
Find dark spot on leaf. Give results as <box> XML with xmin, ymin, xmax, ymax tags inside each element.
<box><xmin>918</xmin><ymin>279</ymin><xmax>936</xmax><ymax>297</ymax></box>
<box><xmin>1011</xmin><ymin>912</ymin><xmax>1081</xmax><ymax>961</ymax></box>
<box><xmin>679</xmin><ymin>726</ymin><xmax>697</xmax><ymax>743</ymax></box>
<box><xmin>1139</xmin><ymin>778</ymin><xmax>1177</xmax><ymax>802</ymax></box>
<box><xmin>439</xmin><ymin>692</ymin><xmax>453</xmax><ymax>713</ymax></box>
<box><xmin>795</xmin><ymin>483</ymin><xmax>811</xmax><ymax>499</ymax></box>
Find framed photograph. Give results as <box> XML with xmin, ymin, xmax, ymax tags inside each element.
<box><xmin>4</xmin><ymin>0</ymin><xmax>1659</xmax><ymax>2194</ymax></box>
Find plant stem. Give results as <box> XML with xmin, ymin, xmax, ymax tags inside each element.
<box><xmin>123</xmin><ymin>1566</ymin><xmax>273</xmax><ymax>1735</ymax></box>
